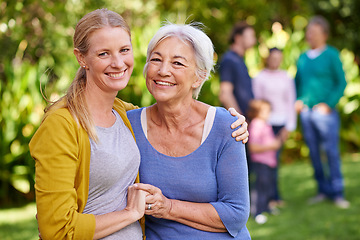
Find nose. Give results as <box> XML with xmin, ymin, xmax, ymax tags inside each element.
<box><xmin>158</xmin><ymin>62</ymin><xmax>171</xmax><ymax>77</ymax></box>
<box><xmin>111</xmin><ymin>54</ymin><xmax>124</xmax><ymax>68</ymax></box>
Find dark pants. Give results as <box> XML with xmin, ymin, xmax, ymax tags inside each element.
<box><xmin>271</xmin><ymin>125</ymin><xmax>285</xmax><ymax>201</ymax></box>
<box><xmin>253</xmin><ymin>162</ymin><xmax>276</xmax><ymax>215</ymax></box>
<box><xmin>300</xmin><ymin>109</ymin><xmax>344</xmax><ymax>198</ymax></box>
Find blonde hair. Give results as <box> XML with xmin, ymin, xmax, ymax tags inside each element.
<box><xmin>45</xmin><ymin>9</ymin><xmax>130</xmax><ymax>141</ymax></box>
<box><xmin>143</xmin><ymin>23</ymin><xmax>215</xmax><ymax>99</ymax></box>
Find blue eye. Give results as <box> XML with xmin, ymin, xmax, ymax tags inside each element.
<box><xmin>121</xmin><ymin>48</ymin><xmax>130</xmax><ymax>53</ymax></box>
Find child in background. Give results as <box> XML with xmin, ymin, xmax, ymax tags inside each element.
<box><xmin>248</xmin><ymin>99</ymin><xmax>286</xmax><ymax>224</ymax></box>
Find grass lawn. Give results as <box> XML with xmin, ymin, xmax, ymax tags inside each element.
<box><xmin>247</xmin><ymin>152</ymin><xmax>360</xmax><ymax>240</ymax></box>
<box><xmin>0</xmin><ymin>203</ymin><xmax>38</xmax><ymax>240</ymax></box>
<box><xmin>1</xmin><ymin>153</ymin><xmax>359</xmax><ymax>240</ymax></box>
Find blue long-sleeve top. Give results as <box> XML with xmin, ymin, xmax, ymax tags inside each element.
<box><xmin>127</xmin><ymin>107</ymin><xmax>251</xmax><ymax>240</ymax></box>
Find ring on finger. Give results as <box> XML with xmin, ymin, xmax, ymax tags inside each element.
<box><xmin>147</xmin><ymin>203</ymin><xmax>152</xmax><ymax>210</ymax></box>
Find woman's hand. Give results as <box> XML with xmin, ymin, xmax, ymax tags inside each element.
<box><xmin>134</xmin><ymin>183</ymin><xmax>172</xmax><ymax>219</ymax></box>
<box><xmin>93</xmin><ymin>186</ymin><xmax>147</xmax><ymax>239</ymax></box>
<box><xmin>228</xmin><ymin>108</ymin><xmax>249</xmax><ymax>143</ymax></box>
<box><xmin>134</xmin><ymin>184</ymin><xmax>227</xmax><ymax>232</ymax></box>
<box><xmin>125</xmin><ymin>184</ymin><xmax>148</xmax><ymax>221</ymax></box>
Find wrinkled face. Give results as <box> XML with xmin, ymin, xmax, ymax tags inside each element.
<box><xmin>79</xmin><ymin>26</ymin><xmax>134</xmax><ymax>94</ymax></box>
<box><xmin>267</xmin><ymin>50</ymin><xmax>283</xmax><ymax>70</ymax></box>
<box><xmin>145</xmin><ymin>37</ymin><xmax>200</xmax><ymax>104</ymax></box>
<box><xmin>306</xmin><ymin>23</ymin><xmax>328</xmax><ymax>49</ymax></box>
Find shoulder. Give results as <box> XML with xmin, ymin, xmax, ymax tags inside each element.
<box><xmin>296</xmin><ymin>53</ymin><xmax>309</xmax><ymax>68</ymax></box>
<box><xmin>213</xmin><ymin>107</ymin><xmax>238</xmax><ymax>133</ymax></box>
<box><xmin>29</xmin><ymin>107</ymin><xmax>82</xmax><ymax>151</ymax></box>
<box><xmin>211</xmin><ymin>108</ymin><xmax>245</xmax><ymax>151</ymax></box>
<box><xmin>220</xmin><ymin>51</ymin><xmax>232</xmax><ymax>60</ymax></box>
<box><xmin>220</xmin><ymin>52</ymin><xmax>235</xmax><ymax>64</ymax></box>
<box><xmin>215</xmin><ymin>107</ymin><xmax>235</xmax><ymax>120</ymax></box>
<box><xmin>114</xmin><ymin>98</ymin><xmax>138</xmax><ymax>112</ymax></box>
<box><xmin>37</xmin><ymin>107</ymin><xmax>79</xmax><ymax>135</ymax></box>
<box><xmin>42</xmin><ymin>107</ymin><xmax>76</xmax><ymax>127</ymax></box>
<box><xmin>126</xmin><ymin>107</ymin><xmax>143</xmax><ymax>117</ymax></box>
<box><xmin>220</xmin><ymin>51</ymin><xmax>240</xmax><ymax>64</ymax></box>
<box><xmin>254</xmin><ymin>70</ymin><xmax>267</xmax><ymax>80</ymax></box>
<box><xmin>325</xmin><ymin>46</ymin><xmax>341</xmax><ymax>57</ymax></box>
<box><xmin>298</xmin><ymin>52</ymin><xmax>308</xmax><ymax>61</ymax></box>
<box><xmin>326</xmin><ymin>45</ymin><xmax>340</xmax><ymax>53</ymax></box>
<box><xmin>277</xmin><ymin>70</ymin><xmax>292</xmax><ymax>80</ymax></box>
<box><xmin>126</xmin><ymin>108</ymin><xmax>143</xmax><ymax>125</ymax></box>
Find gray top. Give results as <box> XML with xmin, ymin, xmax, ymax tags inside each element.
<box><xmin>83</xmin><ymin>110</ymin><xmax>142</xmax><ymax>240</ymax></box>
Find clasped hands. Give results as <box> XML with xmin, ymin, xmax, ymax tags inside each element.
<box><xmin>126</xmin><ymin>183</ymin><xmax>172</xmax><ymax>220</ymax></box>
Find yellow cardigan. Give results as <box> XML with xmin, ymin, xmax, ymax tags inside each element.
<box><xmin>29</xmin><ymin>98</ymin><xmax>139</xmax><ymax>240</ymax></box>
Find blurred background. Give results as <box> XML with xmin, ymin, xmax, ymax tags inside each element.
<box><xmin>0</xmin><ymin>0</ymin><xmax>359</xmax><ymax>239</ymax></box>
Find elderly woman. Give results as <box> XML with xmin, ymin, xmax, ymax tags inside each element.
<box><xmin>29</xmin><ymin>9</ymin><xmax>248</xmax><ymax>240</ymax></box>
<box><xmin>128</xmin><ymin>24</ymin><xmax>251</xmax><ymax>239</ymax></box>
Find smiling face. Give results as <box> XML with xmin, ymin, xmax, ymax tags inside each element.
<box><xmin>76</xmin><ymin>26</ymin><xmax>134</xmax><ymax>95</ymax></box>
<box><xmin>145</xmin><ymin>37</ymin><xmax>201</xmax><ymax>104</ymax></box>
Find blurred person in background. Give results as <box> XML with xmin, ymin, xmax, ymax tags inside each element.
<box><xmin>295</xmin><ymin>15</ymin><xmax>349</xmax><ymax>208</ymax></box>
<box><xmin>252</xmin><ymin>47</ymin><xmax>296</xmax><ymax>207</ymax></box>
<box><xmin>219</xmin><ymin>22</ymin><xmax>257</xmax><ymax>174</ymax></box>
<box><xmin>219</xmin><ymin>22</ymin><xmax>257</xmax><ymax>117</ymax></box>
<box><xmin>247</xmin><ymin>99</ymin><xmax>286</xmax><ymax>224</ymax></box>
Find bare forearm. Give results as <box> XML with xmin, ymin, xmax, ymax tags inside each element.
<box><xmin>93</xmin><ymin>210</ymin><xmax>139</xmax><ymax>239</ymax></box>
<box><xmin>93</xmin><ymin>186</ymin><xmax>146</xmax><ymax>239</ymax></box>
<box><xmin>165</xmin><ymin>199</ymin><xmax>226</xmax><ymax>232</ymax></box>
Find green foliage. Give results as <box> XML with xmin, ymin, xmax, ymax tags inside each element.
<box><xmin>0</xmin><ymin>0</ymin><xmax>359</xmax><ymax>205</ymax></box>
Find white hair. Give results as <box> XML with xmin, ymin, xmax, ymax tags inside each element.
<box><xmin>143</xmin><ymin>23</ymin><xmax>215</xmax><ymax>99</ymax></box>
